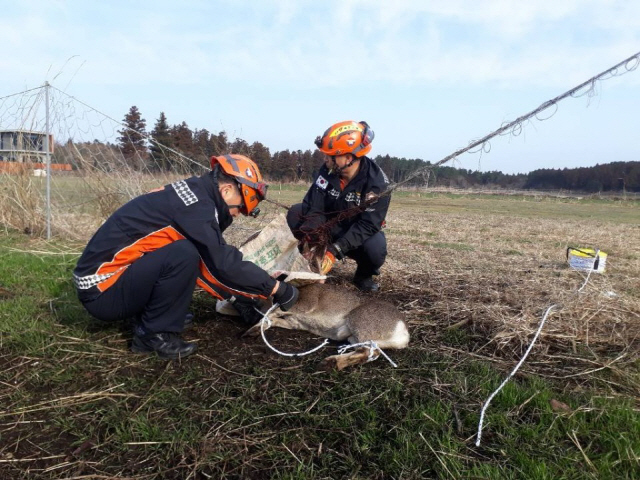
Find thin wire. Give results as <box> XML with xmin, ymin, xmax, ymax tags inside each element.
<box><xmin>386</xmin><ymin>50</ymin><xmax>640</xmax><ymax>193</ymax></box>
<box><xmin>0</xmin><ymin>86</ymin><xmax>45</xmax><ymax>102</ymax></box>
<box><xmin>267</xmin><ymin>51</ymin><xmax>640</xmax><ymax>228</ymax></box>
<box><xmin>50</xmin><ymin>86</ymin><xmax>204</xmax><ymax>168</ymax></box>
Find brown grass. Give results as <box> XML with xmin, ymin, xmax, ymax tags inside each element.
<box><xmin>369</xmin><ymin>194</ymin><xmax>640</xmax><ymax>392</ymax></box>
<box><xmin>218</xmin><ymin>189</ymin><xmax>640</xmax><ymax>392</ymax></box>
<box><xmin>1</xmin><ymin>177</ymin><xmax>638</xmax><ymax>391</ymax></box>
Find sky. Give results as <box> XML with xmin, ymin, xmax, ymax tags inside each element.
<box><xmin>1</xmin><ymin>0</ymin><xmax>639</xmax><ymax>174</ymax></box>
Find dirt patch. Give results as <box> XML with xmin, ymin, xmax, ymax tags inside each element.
<box><xmin>0</xmin><ymin>286</ymin><xmax>14</xmax><ymax>300</ymax></box>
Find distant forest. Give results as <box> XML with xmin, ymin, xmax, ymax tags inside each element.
<box><xmin>69</xmin><ymin>106</ymin><xmax>640</xmax><ymax>193</ymax></box>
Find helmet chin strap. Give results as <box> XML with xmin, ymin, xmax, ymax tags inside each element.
<box><xmin>330</xmin><ymin>156</ymin><xmax>359</xmax><ymax>175</ymax></box>
<box><xmin>222</xmin><ymin>181</ymin><xmax>247</xmax><ymax>214</ymax></box>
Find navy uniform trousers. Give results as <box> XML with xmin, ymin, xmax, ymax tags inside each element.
<box><xmin>286</xmin><ymin>203</ymin><xmax>387</xmax><ymax>278</ymax></box>
<box><xmin>82</xmin><ymin>240</ymin><xmax>200</xmax><ymax>334</ymax></box>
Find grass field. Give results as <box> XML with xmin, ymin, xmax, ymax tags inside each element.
<box><xmin>1</xmin><ymin>187</ymin><xmax>639</xmax><ymax>479</ymax></box>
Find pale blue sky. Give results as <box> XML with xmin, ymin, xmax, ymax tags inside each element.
<box><xmin>2</xmin><ymin>0</ymin><xmax>639</xmax><ymax>174</ymax></box>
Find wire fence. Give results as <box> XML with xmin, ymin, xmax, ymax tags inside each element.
<box><xmin>1</xmin><ymin>50</ymin><xmax>639</xmax><ymax>241</ymax></box>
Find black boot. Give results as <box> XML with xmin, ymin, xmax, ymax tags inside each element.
<box><xmin>131</xmin><ymin>332</ymin><xmax>197</xmax><ymax>360</ymax></box>
<box><xmin>353</xmin><ymin>275</ymin><xmax>380</xmax><ymax>293</ymax></box>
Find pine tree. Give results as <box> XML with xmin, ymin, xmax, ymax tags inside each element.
<box><xmin>193</xmin><ymin>128</ymin><xmax>212</xmax><ymax>168</ymax></box>
<box><xmin>230</xmin><ymin>137</ymin><xmax>250</xmax><ymax>156</ymax></box>
<box><xmin>150</xmin><ymin>112</ymin><xmax>172</xmax><ymax>171</ymax></box>
<box><xmin>117</xmin><ymin>106</ymin><xmax>147</xmax><ymax>169</ymax></box>
<box><xmin>250</xmin><ymin>141</ymin><xmax>271</xmax><ymax>176</ymax></box>
<box><xmin>171</xmin><ymin>122</ymin><xmax>194</xmax><ymax>173</ymax></box>
<box><xmin>209</xmin><ymin>131</ymin><xmax>228</xmax><ymax>156</ymax></box>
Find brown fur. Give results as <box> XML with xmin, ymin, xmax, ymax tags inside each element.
<box><xmin>244</xmin><ymin>283</ymin><xmax>409</xmax><ymax>370</ymax></box>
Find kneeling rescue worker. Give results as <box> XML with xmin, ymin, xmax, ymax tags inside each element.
<box><xmin>287</xmin><ymin>120</ymin><xmax>391</xmax><ymax>292</ymax></box>
<box><xmin>73</xmin><ymin>155</ymin><xmax>299</xmax><ymax>360</ymax></box>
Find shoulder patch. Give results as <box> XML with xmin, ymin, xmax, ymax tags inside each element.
<box><xmin>315</xmin><ymin>175</ymin><xmax>329</xmax><ymax>190</ymax></box>
<box><xmin>171</xmin><ymin>180</ymin><xmax>198</xmax><ymax>206</ymax></box>
<box><xmin>344</xmin><ymin>192</ymin><xmax>361</xmax><ymax>205</ymax></box>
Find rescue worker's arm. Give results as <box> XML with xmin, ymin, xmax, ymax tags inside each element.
<box><xmin>175</xmin><ymin>210</ymin><xmax>277</xmax><ymax>300</ymax></box>
<box><xmin>297</xmin><ymin>175</ymin><xmax>329</xmax><ymax>236</ymax></box>
<box><xmin>333</xmin><ymin>188</ymin><xmax>390</xmax><ymax>253</ymax></box>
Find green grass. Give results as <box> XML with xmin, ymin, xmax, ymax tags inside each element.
<box><xmin>0</xmin><ymin>228</ymin><xmax>638</xmax><ymax>479</ymax></box>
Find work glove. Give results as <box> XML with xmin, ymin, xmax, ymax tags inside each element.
<box><xmin>273</xmin><ymin>282</ymin><xmax>299</xmax><ymax>311</ymax></box>
<box><xmin>231</xmin><ymin>298</ymin><xmax>264</xmax><ymax>326</ymax></box>
<box><xmin>319</xmin><ymin>243</ymin><xmax>345</xmax><ymax>275</ymax></box>
<box><xmin>319</xmin><ymin>250</ymin><xmax>336</xmax><ymax>275</ymax></box>
<box><xmin>328</xmin><ymin>243</ymin><xmax>345</xmax><ymax>260</ymax></box>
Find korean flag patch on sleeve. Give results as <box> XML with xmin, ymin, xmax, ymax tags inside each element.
<box><xmin>315</xmin><ymin>175</ymin><xmax>328</xmax><ymax>190</ymax></box>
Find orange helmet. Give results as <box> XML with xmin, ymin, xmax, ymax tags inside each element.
<box><xmin>210</xmin><ymin>154</ymin><xmax>268</xmax><ymax>217</ymax></box>
<box><xmin>314</xmin><ymin>120</ymin><xmax>375</xmax><ymax>158</ymax></box>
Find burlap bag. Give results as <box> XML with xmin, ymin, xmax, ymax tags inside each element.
<box><xmin>216</xmin><ymin>214</ymin><xmax>326</xmax><ymax>315</ymax></box>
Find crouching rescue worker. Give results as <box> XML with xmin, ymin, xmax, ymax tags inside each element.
<box><xmin>287</xmin><ymin>120</ymin><xmax>391</xmax><ymax>293</ymax></box>
<box><xmin>73</xmin><ymin>155</ymin><xmax>299</xmax><ymax>360</ymax></box>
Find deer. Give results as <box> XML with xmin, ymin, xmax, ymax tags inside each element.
<box><xmin>242</xmin><ymin>283</ymin><xmax>409</xmax><ymax>370</ymax></box>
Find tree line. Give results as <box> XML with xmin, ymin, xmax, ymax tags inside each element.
<box><xmin>83</xmin><ymin>105</ymin><xmax>640</xmax><ymax>192</ymax></box>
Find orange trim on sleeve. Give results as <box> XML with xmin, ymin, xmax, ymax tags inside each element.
<box><xmin>95</xmin><ymin>226</ymin><xmax>186</xmax><ymax>292</ymax></box>
<box><xmin>198</xmin><ymin>259</ymin><xmax>268</xmax><ymax>300</ymax></box>
<box><xmin>196</xmin><ymin>278</ymin><xmax>224</xmax><ymax>300</ymax></box>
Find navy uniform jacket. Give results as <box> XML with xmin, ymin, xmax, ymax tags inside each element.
<box><xmin>298</xmin><ymin>156</ymin><xmax>390</xmax><ymax>252</ymax></box>
<box><xmin>73</xmin><ymin>171</ymin><xmax>276</xmax><ymax>303</ymax></box>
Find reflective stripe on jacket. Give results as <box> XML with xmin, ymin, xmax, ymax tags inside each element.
<box><xmin>73</xmin><ymin>172</ymin><xmax>276</xmax><ymax>303</ymax></box>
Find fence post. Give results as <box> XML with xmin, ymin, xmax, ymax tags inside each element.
<box><xmin>44</xmin><ymin>81</ymin><xmax>51</xmax><ymax>239</ymax></box>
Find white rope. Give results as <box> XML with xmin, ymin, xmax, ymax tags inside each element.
<box><xmin>475</xmin><ymin>304</ymin><xmax>557</xmax><ymax>447</ymax></box>
<box><xmin>257</xmin><ymin>303</ymin><xmax>330</xmax><ymax>357</ymax></box>
<box><xmin>577</xmin><ymin>248</ymin><xmax>600</xmax><ymax>293</ymax></box>
<box><xmin>338</xmin><ymin>341</ymin><xmax>398</xmax><ymax>368</ymax></box>
<box><xmin>256</xmin><ymin>307</ymin><xmax>398</xmax><ymax>367</ymax></box>
<box><xmin>475</xmin><ymin>247</ymin><xmax>602</xmax><ymax>446</ymax></box>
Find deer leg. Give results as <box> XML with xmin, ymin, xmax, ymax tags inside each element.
<box><xmin>320</xmin><ymin>347</ymin><xmax>380</xmax><ymax>371</ymax></box>
<box><xmin>242</xmin><ymin>312</ymin><xmax>297</xmax><ymax>338</ymax></box>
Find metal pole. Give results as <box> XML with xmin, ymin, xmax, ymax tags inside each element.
<box><xmin>44</xmin><ymin>82</ymin><xmax>51</xmax><ymax>239</ymax></box>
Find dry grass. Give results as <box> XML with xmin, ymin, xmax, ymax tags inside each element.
<box><xmin>222</xmin><ymin>188</ymin><xmax>640</xmax><ymax>393</ymax></box>
<box><xmin>0</xmin><ymin>189</ymin><xmax>638</xmax><ymax>479</ymax></box>
<box><xmin>1</xmin><ymin>177</ymin><xmax>638</xmax><ymax>385</ymax></box>
<box><xmin>376</xmin><ymin>194</ymin><xmax>640</xmax><ymax>392</ymax></box>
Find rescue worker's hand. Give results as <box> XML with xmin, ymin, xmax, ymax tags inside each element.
<box><xmin>231</xmin><ymin>298</ymin><xmax>263</xmax><ymax>326</ymax></box>
<box><xmin>273</xmin><ymin>282</ymin><xmax>299</xmax><ymax>311</ymax></box>
<box><xmin>328</xmin><ymin>243</ymin><xmax>345</xmax><ymax>260</ymax></box>
<box><xmin>320</xmin><ymin>251</ymin><xmax>336</xmax><ymax>275</ymax></box>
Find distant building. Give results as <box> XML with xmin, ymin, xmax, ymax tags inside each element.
<box><xmin>0</xmin><ymin>129</ymin><xmax>71</xmax><ymax>173</ymax></box>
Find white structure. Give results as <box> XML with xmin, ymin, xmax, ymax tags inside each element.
<box><xmin>0</xmin><ymin>129</ymin><xmax>53</xmax><ymax>163</ymax></box>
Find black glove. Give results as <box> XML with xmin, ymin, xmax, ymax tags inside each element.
<box><xmin>231</xmin><ymin>298</ymin><xmax>264</xmax><ymax>326</ymax></box>
<box><xmin>273</xmin><ymin>282</ymin><xmax>299</xmax><ymax>311</ymax></box>
<box><xmin>328</xmin><ymin>243</ymin><xmax>345</xmax><ymax>260</ymax></box>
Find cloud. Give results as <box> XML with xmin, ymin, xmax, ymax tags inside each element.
<box><xmin>2</xmin><ymin>0</ymin><xmax>640</xmax><ymax>93</ymax></box>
